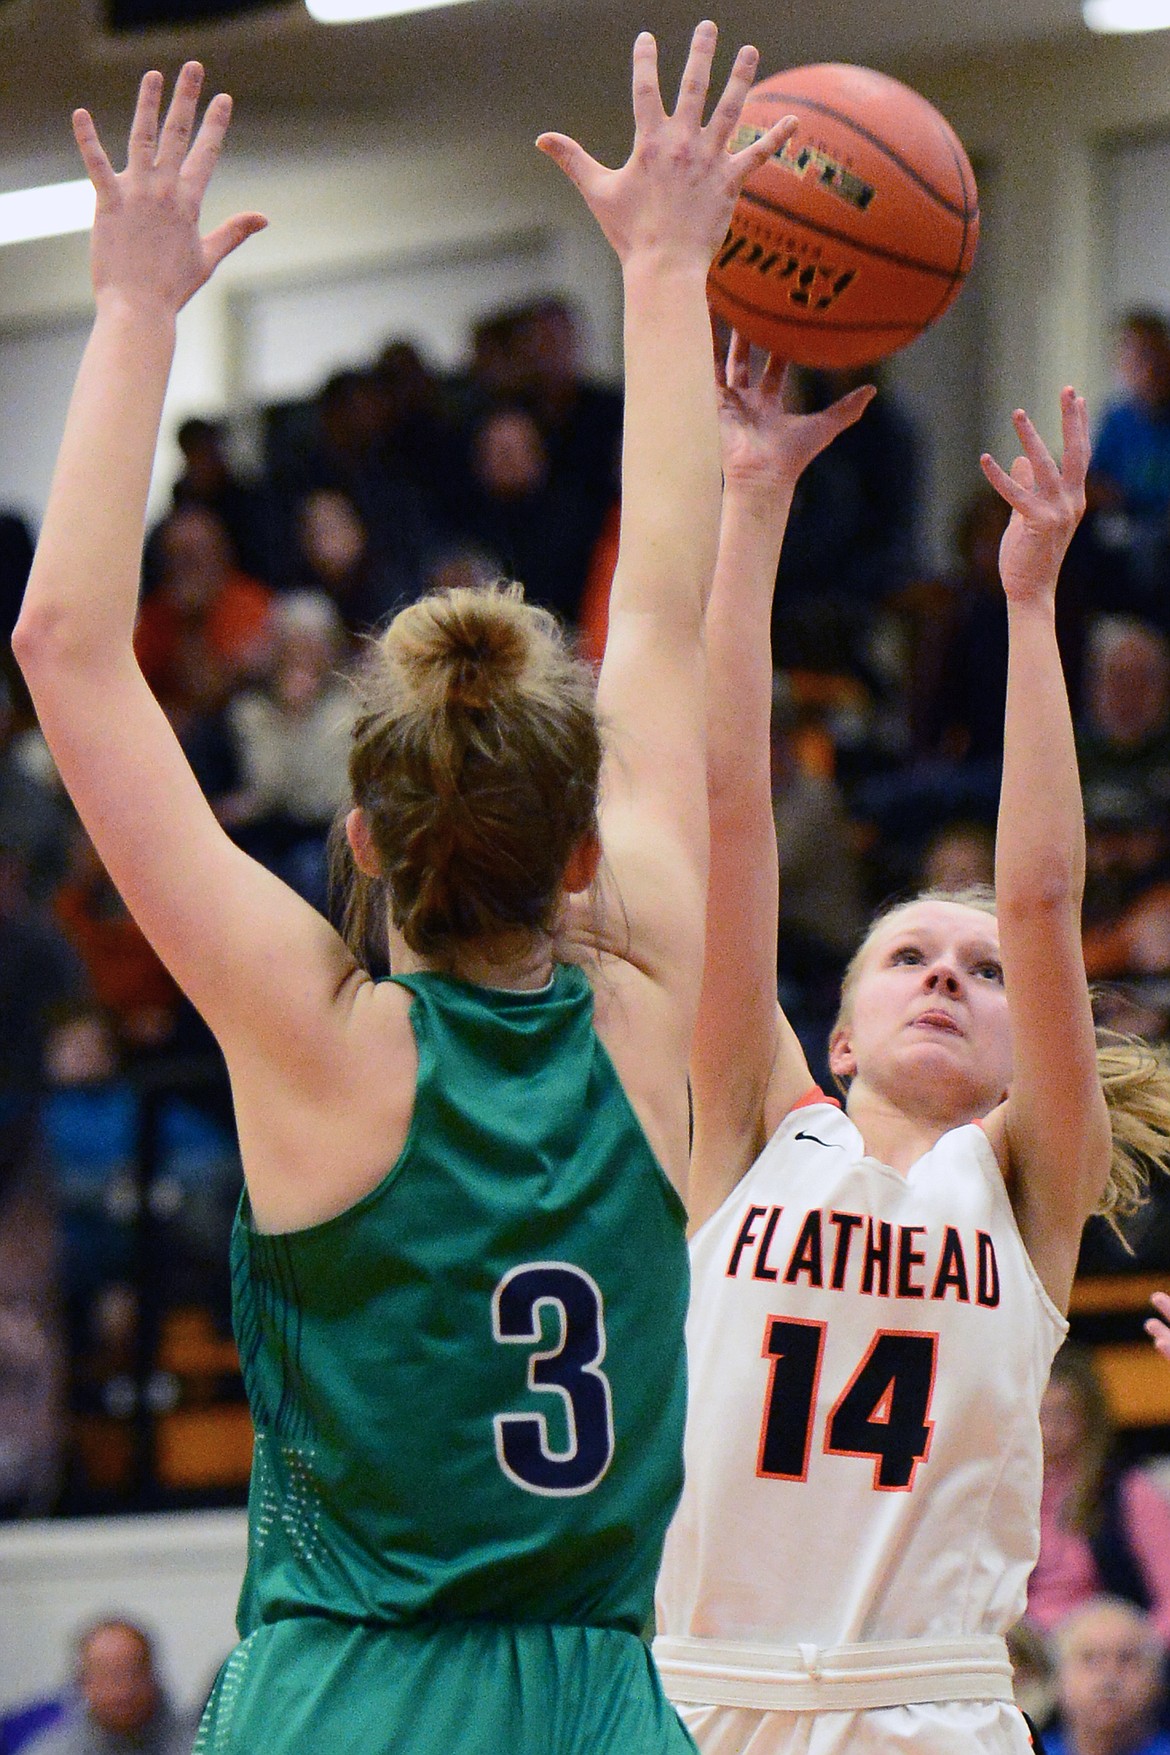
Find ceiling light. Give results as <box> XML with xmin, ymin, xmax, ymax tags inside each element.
<box><xmin>0</xmin><ymin>179</ymin><xmax>95</xmax><ymax>250</ymax></box>
<box><xmin>1084</xmin><ymin>0</ymin><xmax>1170</xmax><ymax>29</ymax></box>
<box><xmin>305</xmin><ymin>0</ymin><xmax>474</xmax><ymax>19</ymax></box>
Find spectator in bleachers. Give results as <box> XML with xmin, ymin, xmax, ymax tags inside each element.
<box><xmin>0</xmin><ymin>838</ymin><xmax>94</xmax><ymax>1518</ymax></box>
<box><xmin>53</xmin><ymin>826</ymin><xmax>181</xmax><ymax>1059</ymax></box>
<box><xmin>451</xmin><ymin>403</ymin><xmax>597</xmax><ymax>626</ymax></box>
<box><xmin>1088</xmin><ymin>310</ymin><xmax>1170</xmax><ymax>628</ymax></box>
<box><xmin>508</xmin><ymin>297</ymin><xmax>624</xmax><ymax>543</ymax></box>
<box><xmin>452</xmin><ymin>307</ymin><xmax>526</xmax><ymax>419</ymax></box>
<box><xmin>291</xmin><ymin>368</ymin><xmax>443</xmax><ymax>609</ymax></box>
<box><xmin>24</xmin><ymin>1618</ymin><xmax>192</xmax><ymax>1755</ymax></box>
<box><xmin>290</xmin><ymin>486</ymin><xmax>404</xmax><ymax>636</ymax></box>
<box><xmin>1007</xmin><ymin>1618</ymin><xmax>1059</xmax><ymax>1738</ymax></box>
<box><xmin>852</xmin><ymin>473</ymin><xmax>1091</xmax><ymax>895</ymax></box>
<box><xmin>919</xmin><ymin>819</ymin><xmax>997</xmax><ymax>893</ymax></box>
<box><xmin>168</xmin><ymin>416</ymin><xmax>272</xmax><ymax>586</ymax></box>
<box><xmin>1076</xmin><ymin>621</ymin><xmax>1170</xmax><ymax>994</ymax></box>
<box><xmin>1046</xmin><ymin>1597</ymin><xmax>1170</xmax><ymax>1755</ymax></box>
<box><xmin>0</xmin><ymin>674</ymin><xmax>71</xmax><ymax>901</ymax></box>
<box><xmin>372</xmin><ymin>339</ymin><xmax>463</xmax><ymax>517</ymax></box>
<box><xmin>912</xmin><ymin>486</ymin><xmax>1012</xmax><ymax>769</ymax></box>
<box><xmin>134</xmin><ymin>504</ymin><xmax>273</xmax><ymax>713</ymax></box>
<box><xmin>1030</xmin><ymin>1345</ymin><xmax>1170</xmax><ymax>1647</ymax></box>
<box><xmin>220</xmin><ymin>590</ymin><xmax>354</xmax><ymax>910</ymax></box>
<box><xmin>1078</xmin><ymin>618</ymin><xmax>1170</xmax><ymax>822</ymax></box>
<box><xmin>768</xmin><ymin>673</ymin><xmax>867</xmax><ymax>1082</ymax></box>
<box><xmin>771</xmin><ymin>365</ymin><xmax>921</xmax><ymax>680</ymax></box>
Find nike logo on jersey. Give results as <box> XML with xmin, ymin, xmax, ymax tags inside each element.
<box><xmin>794</xmin><ymin>1130</ymin><xmax>841</xmax><ymax>1149</ymax></box>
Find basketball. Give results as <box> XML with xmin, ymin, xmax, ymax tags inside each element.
<box><xmin>708</xmin><ymin>63</ymin><xmax>979</xmax><ymax>369</ymax></box>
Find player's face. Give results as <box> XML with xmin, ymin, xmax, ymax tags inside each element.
<box><xmin>832</xmin><ymin>901</ymin><xmax>1013</xmax><ymax>1123</ymax></box>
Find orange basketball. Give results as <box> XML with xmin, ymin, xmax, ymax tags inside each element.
<box><xmin>709</xmin><ymin>64</ymin><xmax>979</xmax><ymax>369</ymax></box>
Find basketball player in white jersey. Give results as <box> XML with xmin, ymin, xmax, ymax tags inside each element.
<box><xmin>654</xmin><ymin>341</ymin><xmax>1170</xmax><ymax>1755</ymax></box>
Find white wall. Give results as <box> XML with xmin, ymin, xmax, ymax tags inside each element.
<box><xmin>0</xmin><ymin>1511</ymin><xmax>247</xmax><ymax>1716</ymax></box>
<box><xmin>1109</xmin><ymin>132</ymin><xmax>1170</xmax><ymax>325</ymax></box>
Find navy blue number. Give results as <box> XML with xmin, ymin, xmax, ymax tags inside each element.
<box><xmin>492</xmin><ymin>1263</ymin><xmax>615</xmax><ymax>1496</ymax></box>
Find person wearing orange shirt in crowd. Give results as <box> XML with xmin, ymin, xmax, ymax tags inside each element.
<box><xmin>134</xmin><ymin>503</ymin><xmax>272</xmax><ymax>711</ymax></box>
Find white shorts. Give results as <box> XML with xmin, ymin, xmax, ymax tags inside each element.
<box><xmin>677</xmin><ymin>1698</ymin><xmax>1033</xmax><ymax>1755</ymax></box>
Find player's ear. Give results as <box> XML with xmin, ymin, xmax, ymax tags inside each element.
<box><xmin>828</xmin><ymin>1027</ymin><xmax>856</xmax><ymax>1085</ymax></box>
<box><xmin>346</xmin><ymin>806</ymin><xmax>383</xmax><ymax>879</ymax></box>
<box><xmin>562</xmin><ymin>829</ymin><xmax>601</xmax><ymax>896</ymax></box>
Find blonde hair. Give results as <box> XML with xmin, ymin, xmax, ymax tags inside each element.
<box><xmin>330</xmin><ymin>583</ymin><xmax>602</xmax><ymax>963</ymax></box>
<box><xmin>831</xmin><ymin>886</ymin><xmax>1170</xmax><ymax>1230</ymax></box>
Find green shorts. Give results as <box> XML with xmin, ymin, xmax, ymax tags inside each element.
<box><xmin>194</xmin><ymin>1615</ymin><xmax>698</xmax><ymax>1755</ymax></box>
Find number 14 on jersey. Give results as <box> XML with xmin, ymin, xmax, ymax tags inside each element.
<box><xmin>758</xmin><ymin>1317</ymin><xmax>937</xmax><ymax>1492</ymax></box>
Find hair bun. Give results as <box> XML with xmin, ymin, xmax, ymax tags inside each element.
<box><xmin>402</xmin><ymin>586</ymin><xmax>532</xmax><ymax>713</ymax></box>
<box><xmin>343</xmin><ymin>581</ymin><xmax>602</xmax><ymax>958</ymax></box>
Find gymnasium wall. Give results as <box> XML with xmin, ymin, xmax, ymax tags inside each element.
<box><xmin>0</xmin><ymin>1510</ymin><xmax>247</xmax><ymax>1714</ymax></box>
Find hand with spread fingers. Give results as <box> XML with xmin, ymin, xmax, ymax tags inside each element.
<box><xmin>537</xmin><ymin>21</ymin><xmax>795</xmax><ymax>270</ymax></box>
<box><xmin>73</xmin><ymin>60</ymin><xmax>266</xmax><ymax>314</ymax></box>
<box><xmin>979</xmin><ymin>387</ymin><xmax>1090</xmax><ymax>603</ymax></box>
<box><xmin>716</xmin><ymin>330</ymin><xmax>875</xmax><ymax>494</ymax></box>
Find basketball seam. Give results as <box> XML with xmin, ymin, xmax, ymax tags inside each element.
<box><xmin>750</xmin><ymin>87</ymin><xmax>973</xmax><ymax>220</ymax></box>
<box><xmin>918</xmin><ymin>127</ymin><xmax>976</xmax><ymax>333</ymax></box>
<box><xmin>710</xmin><ymin>283</ymin><xmax>922</xmax><ymax>336</ymax></box>
<box><xmin>738</xmin><ymin>186</ymin><xmax>959</xmax><ymax>279</ymax></box>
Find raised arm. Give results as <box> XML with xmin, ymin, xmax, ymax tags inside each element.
<box><xmin>689</xmin><ymin>338</ymin><xmax>871</xmax><ymax>1226</ymax></box>
<box><xmin>540</xmin><ymin>27</ymin><xmax>794</xmax><ymax>1027</ymax></box>
<box><xmin>980</xmin><ymin>390</ymin><xmax>1112</xmax><ymax>1310</ymax></box>
<box><xmin>12</xmin><ymin>69</ymin><xmax>360</xmax><ymax>1083</ymax></box>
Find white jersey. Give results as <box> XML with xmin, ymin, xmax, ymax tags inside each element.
<box><xmin>655</xmin><ymin>1097</ymin><xmax>1066</xmax><ymax>1748</ymax></box>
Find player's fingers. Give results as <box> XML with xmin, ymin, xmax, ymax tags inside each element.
<box><xmin>72</xmin><ymin>110</ymin><xmax>118</xmax><ymax>199</ymax></box>
<box><xmin>733</xmin><ymin>115</ymin><xmax>797</xmax><ymax>182</ymax></box>
<box><xmin>673</xmin><ymin>20</ymin><xmax>718</xmax><ymax>125</ymax></box>
<box><xmin>759</xmin><ymin>352</ymin><xmax>789</xmax><ymax>396</ymax></box>
<box><xmin>727</xmin><ymin>327</ymin><xmax>752</xmax><ymax>388</ymax></box>
<box><xmin>1151</xmin><ymin>1290</ymin><xmax>1170</xmax><ymax>1319</ymax></box>
<box><xmin>824</xmin><ymin>383</ymin><xmax>877</xmax><ymax>435</ymax></box>
<box><xmin>1011</xmin><ymin>408</ymin><xmax>1061</xmax><ymax>490</ymax></box>
<box><xmin>157</xmin><ymin>60</ymin><xmax>204</xmax><ymax>172</ymax></box>
<box><xmin>127</xmin><ymin>69</ymin><xmax>165</xmax><ymax>171</ymax></box>
<box><xmin>1009</xmin><ymin>453</ymin><xmax>1037</xmax><ymax>492</ymax></box>
<box><xmin>202</xmin><ymin>210</ymin><xmax>268</xmax><ymax>274</ymax></box>
<box><xmin>631</xmin><ymin>31</ymin><xmax>666</xmax><ymax>134</ymax></box>
<box><xmin>705</xmin><ymin>41</ymin><xmax>759</xmax><ymax>150</ymax></box>
<box><xmin>1060</xmin><ymin>387</ymin><xmax>1090</xmax><ymax>488</ymax></box>
<box><xmin>182</xmin><ymin>91</ymin><xmax>234</xmax><ymax>203</ymax></box>
<box><xmin>980</xmin><ymin>451</ymin><xmax>1031</xmax><ymax>515</ymax></box>
<box><xmin>711</xmin><ymin>314</ymin><xmax>730</xmax><ymax>386</ymax></box>
<box><xmin>536</xmin><ymin>134</ymin><xmax>607</xmax><ymax>198</ymax></box>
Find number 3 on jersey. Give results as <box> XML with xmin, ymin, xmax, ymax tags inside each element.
<box><xmin>758</xmin><ymin>1317</ymin><xmax>937</xmax><ymax>1491</ymax></box>
<box><xmin>492</xmin><ymin>1262</ymin><xmax>615</xmax><ymax>1497</ymax></box>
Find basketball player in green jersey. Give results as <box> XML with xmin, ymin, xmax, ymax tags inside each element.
<box><xmin>14</xmin><ymin>28</ymin><xmax>795</xmax><ymax>1755</ymax></box>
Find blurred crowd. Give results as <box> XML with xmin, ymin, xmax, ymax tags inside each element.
<box><xmin>2</xmin><ymin>293</ymin><xmax>1170</xmax><ymax>1518</ymax></box>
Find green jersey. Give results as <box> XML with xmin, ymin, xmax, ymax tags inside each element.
<box><xmin>232</xmin><ymin>962</ymin><xmax>689</xmax><ymax>1639</ymax></box>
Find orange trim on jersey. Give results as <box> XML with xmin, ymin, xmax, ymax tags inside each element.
<box><xmin>790</xmin><ymin>1086</ymin><xmax>843</xmax><ymax>1112</ymax></box>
